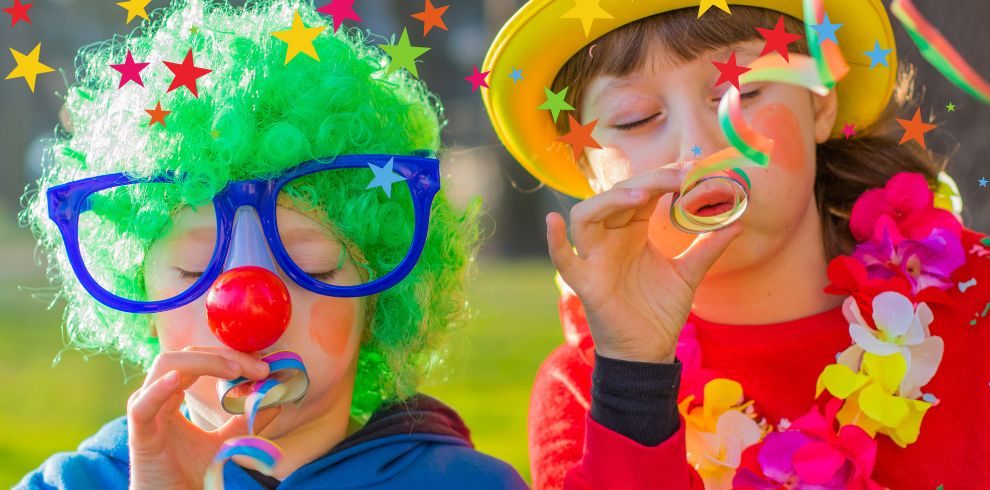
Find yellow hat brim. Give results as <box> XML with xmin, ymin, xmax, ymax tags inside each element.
<box><xmin>481</xmin><ymin>0</ymin><xmax>897</xmax><ymax>198</ymax></box>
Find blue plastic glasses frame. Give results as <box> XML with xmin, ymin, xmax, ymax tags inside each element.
<box><xmin>47</xmin><ymin>152</ymin><xmax>441</xmax><ymax>314</ymax></box>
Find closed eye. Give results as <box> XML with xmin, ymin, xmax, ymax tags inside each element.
<box><xmin>176</xmin><ymin>268</ymin><xmax>203</xmax><ymax>280</ymax></box>
<box><xmin>614</xmin><ymin>113</ymin><xmax>661</xmax><ymax>131</ymax></box>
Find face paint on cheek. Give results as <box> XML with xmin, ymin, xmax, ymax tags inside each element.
<box><xmin>751</xmin><ymin>103</ymin><xmax>807</xmax><ymax>171</ymax></box>
<box><xmin>308</xmin><ymin>298</ymin><xmax>358</xmax><ymax>358</ymax></box>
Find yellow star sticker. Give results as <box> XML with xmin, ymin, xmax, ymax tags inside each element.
<box><xmin>561</xmin><ymin>0</ymin><xmax>613</xmax><ymax>38</ymax></box>
<box><xmin>6</xmin><ymin>43</ymin><xmax>54</xmax><ymax>93</ymax></box>
<box><xmin>116</xmin><ymin>0</ymin><xmax>152</xmax><ymax>24</ymax></box>
<box><xmin>271</xmin><ymin>11</ymin><xmax>327</xmax><ymax>64</ymax></box>
<box><xmin>698</xmin><ymin>0</ymin><xmax>731</xmax><ymax>18</ymax></box>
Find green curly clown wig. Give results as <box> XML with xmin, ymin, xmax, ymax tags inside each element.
<box><xmin>20</xmin><ymin>0</ymin><xmax>480</xmax><ymax>419</ymax></box>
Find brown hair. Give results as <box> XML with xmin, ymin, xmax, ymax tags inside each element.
<box><xmin>551</xmin><ymin>6</ymin><xmax>944</xmax><ymax>259</ymax></box>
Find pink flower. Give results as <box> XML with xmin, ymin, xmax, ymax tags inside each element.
<box><xmin>676</xmin><ymin>322</ymin><xmax>718</xmax><ymax>403</ymax></box>
<box><xmin>733</xmin><ymin>401</ymin><xmax>883</xmax><ymax>490</ymax></box>
<box><xmin>852</xmin><ymin>226</ymin><xmax>964</xmax><ymax>293</ymax></box>
<box><xmin>849</xmin><ymin>172</ymin><xmax>961</xmax><ymax>244</ymax></box>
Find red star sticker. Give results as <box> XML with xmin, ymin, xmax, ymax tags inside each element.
<box><xmin>896</xmin><ymin>108</ymin><xmax>938</xmax><ymax>150</ymax></box>
<box><xmin>557</xmin><ymin>115</ymin><xmax>602</xmax><ymax>160</ymax></box>
<box><xmin>756</xmin><ymin>15</ymin><xmax>802</xmax><ymax>62</ymax></box>
<box><xmin>841</xmin><ymin>123</ymin><xmax>856</xmax><ymax>139</ymax></box>
<box><xmin>712</xmin><ymin>52</ymin><xmax>751</xmax><ymax>90</ymax></box>
<box><xmin>464</xmin><ymin>65</ymin><xmax>490</xmax><ymax>92</ymax></box>
<box><xmin>317</xmin><ymin>0</ymin><xmax>362</xmax><ymax>33</ymax></box>
<box><xmin>411</xmin><ymin>0</ymin><xmax>448</xmax><ymax>37</ymax></box>
<box><xmin>163</xmin><ymin>49</ymin><xmax>212</xmax><ymax>98</ymax></box>
<box><xmin>3</xmin><ymin>0</ymin><xmax>33</xmax><ymax>26</ymax></box>
<box><xmin>110</xmin><ymin>51</ymin><xmax>150</xmax><ymax>88</ymax></box>
<box><xmin>146</xmin><ymin>101</ymin><xmax>171</xmax><ymax>127</ymax></box>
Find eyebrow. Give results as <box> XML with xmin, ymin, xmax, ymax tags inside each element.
<box><xmin>588</xmin><ymin>42</ymin><xmax>765</xmax><ymax>108</ymax></box>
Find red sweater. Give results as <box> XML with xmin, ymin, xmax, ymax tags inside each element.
<box><xmin>530</xmin><ymin>229</ymin><xmax>990</xmax><ymax>490</ymax></box>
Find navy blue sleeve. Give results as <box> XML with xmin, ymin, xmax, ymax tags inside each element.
<box><xmin>590</xmin><ymin>351</ymin><xmax>682</xmax><ymax>446</ymax></box>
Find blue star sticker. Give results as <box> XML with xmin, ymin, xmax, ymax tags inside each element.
<box><xmin>810</xmin><ymin>13</ymin><xmax>843</xmax><ymax>45</ymax></box>
<box><xmin>690</xmin><ymin>145</ymin><xmax>702</xmax><ymax>157</ymax></box>
<box><xmin>864</xmin><ymin>41</ymin><xmax>892</xmax><ymax>69</ymax></box>
<box><xmin>510</xmin><ymin>68</ymin><xmax>523</xmax><ymax>83</ymax></box>
<box><xmin>979</xmin><ymin>177</ymin><xmax>988</xmax><ymax>188</ymax></box>
<box><xmin>366</xmin><ymin>158</ymin><xmax>407</xmax><ymax>198</ymax></box>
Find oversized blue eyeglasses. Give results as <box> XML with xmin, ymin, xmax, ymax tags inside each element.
<box><xmin>47</xmin><ymin>152</ymin><xmax>440</xmax><ymax>314</ymax></box>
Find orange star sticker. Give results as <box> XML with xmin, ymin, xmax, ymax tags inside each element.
<box><xmin>411</xmin><ymin>0</ymin><xmax>448</xmax><ymax>37</ymax></box>
<box><xmin>896</xmin><ymin>108</ymin><xmax>937</xmax><ymax>149</ymax></box>
<box><xmin>557</xmin><ymin>115</ymin><xmax>602</xmax><ymax>159</ymax></box>
<box><xmin>146</xmin><ymin>101</ymin><xmax>171</xmax><ymax>127</ymax></box>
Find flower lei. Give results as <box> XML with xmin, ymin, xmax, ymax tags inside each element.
<box><xmin>677</xmin><ymin>172</ymin><xmax>970</xmax><ymax>489</ymax></box>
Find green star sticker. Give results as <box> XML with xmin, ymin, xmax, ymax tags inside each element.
<box><xmin>378</xmin><ymin>28</ymin><xmax>430</xmax><ymax>79</ymax></box>
<box><xmin>946</xmin><ymin>101</ymin><xmax>957</xmax><ymax>112</ymax></box>
<box><xmin>539</xmin><ymin>86</ymin><xmax>575</xmax><ymax>123</ymax></box>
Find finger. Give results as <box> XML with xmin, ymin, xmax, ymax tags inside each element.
<box><xmin>612</xmin><ymin>167</ymin><xmax>686</xmax><ymax>197</ymax></box>
<box><xmin>144</xmin><ymin>351</ymin><xmax>249</xmax><ymax>390</ymax></box>
<box><xmin>672</xmin><ymin>221</ymin><xmax>743</xmax><ymax>288</ymax></box>
<box><xmin>129</xmin><ymin>370</ymin><xmax>182</xmax><ymax>427</ymax></box>
<box><xmin>181</xmin><ymin>346</ymin><xmax>270</xmax><ymax>379</ymax></box>
<box><xmin>547</xmin><ymin>212</ymin><xmax>581</xmax><ymax>283</ymax></box>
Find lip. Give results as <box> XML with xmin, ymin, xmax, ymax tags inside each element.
<box><xmin>683</xmin><ymin>185</ymin><xmax>737</xmax><ymax>217</ymax></box>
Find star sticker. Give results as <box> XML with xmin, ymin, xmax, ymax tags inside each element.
<box><xmin>539</xmin><ymin>86</ymin><xmax>575</xmax><ymax>123</ymax></box>
<box><xmin>713</xmin><ymin>52</ymin><xmax>751</xmax><ymax>90</ymax></box>
<box><xmin>5</xmin><ymin>43</ymin><xmax>54</xmax><ymax>92</ymax></box>
<box><xmin>316</xmin><ymin>0</ymin><xmax>361</xmax><ymax>33</ymax></box>
<box><xmin>271</xmin><ymin>11</ymin><xmax>327</xmax><ymax>64</ymax></box>
<box><xmin>509</xmin><ymin>68</ymin><xmax>523</xmax><ymax>83</ymax></box>
<box><xmin>110</xmin><ymin>51</ymin><xmax>150</xmax><ymax>88</ymax></box>
<box><xmin>979</xmin><ymin>177</ymin><xmax>988</xmax><ymax>188</ymax></box>
<box><xmin>3</xmin><ymin>0</ymin><xmax>33</xmax><ymax>26</ymax></box>
<box><xmin>946</xmin><ymin>101</ymin><xmax>957</xmax><ymax>112</ymax></box>
<box><xmin>842</xmin><ymin>123</ymin><xmax>856</xmax><ymax>139</ymax></box>
<box><xmin>557</xmin><ymin>115</ymin><xmax>602</xmax><ymax>159</ymax></box>
<box><xmin>189</xmin><ymin>25</ymin><xmax>200</xmax><ymax>35</ymax></box>
<box><xmin>464</xmin><ymin>65</ymin><xmax>490</xmax><ymax>92</ymax></box>
<box><xmin>756</xmin><ymin>15</ymin><xmax>801</xmax><ymax>61</ymax></box>
<box><xmin>810</xmin><ymin>13</ymin><xmax>842</xmax><ymax>45</ymax></box>
<box><xmin>378</xmin><ymin>28</ymin><xmax>430</xmax><ymax>79</ymax></box>
<box><xmin>561</xmin><ymin>0</ymin><xmax>613</xmax><ymax>38</ymax></box>
<box><xmin>697</xmin><ymin>0</ymin><xmax>730</xmax><ymax>18</ymax></box>
<box><xmin>163</xmin><ymin>49</ymin><xmax>212</xmax><ymax>98</ymax></box>
<box><xmin>116</xmin><ymin>0</ymin><xmax>152</xmax><ymax>24</ymax></box>
<box><xmin>864</xmin><ymin>41</ymin><xmax>892</xmax><ymax>69</ymax></box>
<box><xmin>411</xmin><ymin>0</ymin><xmax>448</xmax><ymax>37</ymax></box>
<box><xmin>366</xmin><ymin>158</ymin><xmax>407</xmax><ymax>198</ymax></box>
<box><xmin>146</xmin><ymin>101</ymin><xmax>170</xmax><ymax>127</ymax></box>
<box><xmin>690</xmin><ymin>145</ymin><xmax>702</xmax><ymax>156</ymax></box>
<box><xmin>896</xmin><ymin>108</ymin><xmax>938</xmax><ymax>150</ymax></box>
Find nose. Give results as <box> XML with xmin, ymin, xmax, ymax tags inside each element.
<box><xmin>205</xmin><ymin>207</ymin><xmax>292</xmax><ymax>352</ymax></box>
<box><xmin>674</xmin><ymin>97</ymin><xmax>727</xmax><ymax>163</ymax></box>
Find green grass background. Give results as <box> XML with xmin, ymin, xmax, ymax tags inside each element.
<box><xmin>0</xmin><ymin>219</ymin><xmax>563</xmax><ymax>486</ymax></box>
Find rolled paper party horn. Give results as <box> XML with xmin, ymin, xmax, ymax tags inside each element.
<box><xmin>670</xmin><ymin>168</ymin><xmax>751</xmax><ymax>234</ymax></box>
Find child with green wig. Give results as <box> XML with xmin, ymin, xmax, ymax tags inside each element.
<box><xmin>16</xmin><ymin>1</ymin><xmax>525</xmax><ymax>488</ymax></box>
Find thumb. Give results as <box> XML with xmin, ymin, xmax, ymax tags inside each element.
<box><xmin>672</xmin><ymin>222</ymin><xmax>743</xmax><ymax>288</ymax></box>
<box><xmin>215</xmin><ymin>405</ymin><xmax>283</xmax><ymax>440</ymax></box>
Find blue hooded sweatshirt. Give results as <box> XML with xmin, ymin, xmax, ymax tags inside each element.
<box><xmin>16</xmin><ymin>395</ymin><xmax>528</xmax><ymax>489</ymax></box>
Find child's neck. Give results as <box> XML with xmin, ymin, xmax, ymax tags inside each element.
<box><xmin>691</xmin><ymin>198</ymin><xmax>843</xmax><ymax>325</ymax></box>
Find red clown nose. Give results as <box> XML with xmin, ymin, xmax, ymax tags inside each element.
<box><xmin>205</xmin><ymin>265</ymin><xmax>291</xmax><ymax>352</ymax></box>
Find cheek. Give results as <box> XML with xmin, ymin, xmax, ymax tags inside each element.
<box><xmin>308</xmin><ymin>298</ymin><xmax>360</xmax><ymax>358</ymax></box>
<box><xmin>751</xmin><ymin>103</ymin><xmax>808</xmax><ymax>170</ymax></box>
<box><xmin>155</xmin><ymin>309</ymin><xmax>198</xmax><ymax>350</ymax></box>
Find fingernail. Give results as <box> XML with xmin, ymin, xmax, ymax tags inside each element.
<box><xmin>629</xmin><ymin>189</ymin><xmax>645</xmax><ymax>199</ymax></box>
<box><xmin>163</xmin><ymin>371</ymin><xmax>179</xmax><ymax>385</ymax></box>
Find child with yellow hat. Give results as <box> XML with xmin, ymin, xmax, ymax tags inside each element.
<box><xmin>482</xmin><ymin>0</ymin><xmax>990</xmax><ymax>488</ymax></box>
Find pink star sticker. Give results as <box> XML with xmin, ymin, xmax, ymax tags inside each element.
<box><xmin>842</xmin><ymin>123</ymin><xmax>856</xmax><ymax>139</ymax></box>
<box><xmin>317</xmin><ymin>0</ymin><xmax>362</xmax><ymax>33</ymax></box>
<box><xmin>464</xmin><ymin>65</ymin><xmax>490</xmax><ymax>92</ymax></box>
<box><xmin>110</xmin><ymin>51</ymin><xmax>151</xmax><ymax>88</ymax></box>
<box><xmin>712</xmin><ymin>52</ymin><xmax>751</xmax><ymax>90</ymax></box>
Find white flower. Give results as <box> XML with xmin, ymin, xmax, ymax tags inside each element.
<box><xmin>839</xmin><ymin>292</ymin><xmax>944</xmax><ymax>399</ymax></box>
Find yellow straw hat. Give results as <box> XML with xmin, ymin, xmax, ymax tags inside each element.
<box><xmin>481</xmin><ymin>0</ymin><xmax>898</xmax><ymax>198</ymax></box>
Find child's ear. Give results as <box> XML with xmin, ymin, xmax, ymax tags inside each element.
<box><xmin>812</xmin><ymin>90</ymin><xmax>839</xmax><ymax>144</ymax></box>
